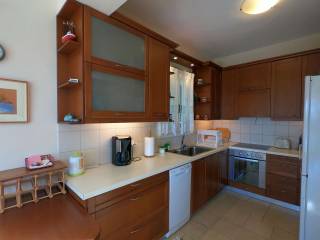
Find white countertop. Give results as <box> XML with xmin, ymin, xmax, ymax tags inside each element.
<box><xmin>229</xmin><ymin>145</ymin><xmax>300</xmax><ymax>158</ymax></box>
<box><xmin>66</xmin><ymin>142</ymin><xmax>300</xmax><ymax>200</ymax></box>
<box><xmin>66</xmin><ymin>144</ymin><xmax>230</xmax><ymax>200</ymax></box>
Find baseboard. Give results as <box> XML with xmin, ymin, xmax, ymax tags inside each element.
<box><xmin>225</xmin><ymin>186</ymin><xmax>300</xmax><ymax>212</ymax></box>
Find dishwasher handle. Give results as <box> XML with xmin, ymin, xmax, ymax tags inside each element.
<box><xmin>170</xmin><ymin>163</ymin><xmax>192</xmax><ymax>177</ymax></box>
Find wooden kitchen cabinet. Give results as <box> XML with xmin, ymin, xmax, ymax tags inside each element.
<box><xmin>237</xmin><ymin>89</ymin><xmax>271</xmax><ymax>117</ymax></box>
<box><xmin>271</xmin><ymin>57</ymin><xmax>303</xmax><ymax>120</ymax></box>
<box><xmin>238</xmin><ymin>62</ymin><xmax>271</xmax><ymax>91</ymax></box>
<box><xmin>71</xmin><ymin>172</ymin><xmax>169</xmax><ymax>240</ymax></box>
<box><xmin>206</xmin><ymin>154</ymin><xmax>220</xmax><ymax>199</ymax></box>
<box><xmin>221</xmin><ymin>69</ymin><xmax>238</xmax><ymax>119</ymax></box>
<box><xmin>236</xmin><ymin>62</ymin><xmax>271</xmax><ymax>117</ymax></box>
<box><xmin>57</xmin><ymin>1</ymin><xmax>177</xmax><ymax>123</ymax></box>
<box><xmin>191</xmin><ymin>158</ymin><xmax>207</xmax><ymax>214</ymax></box>
<box><xmin>191</xmin><ymin>152</ymin><xmax>226</xmax><ymax>214</ymax></box>
<box><xmin>266</xmin><ymin>155</ymin><xmax>301</xmax><ymax>205</ymax></box>
<box><xmin>148</xmin><ymin>37</ymin><xmax>170</xmax><ymax>121</ymax></box>
<box><xmin>302</xmin><ymin>52</ymin><xmax>320</xmax><ymax>77</ymax></box>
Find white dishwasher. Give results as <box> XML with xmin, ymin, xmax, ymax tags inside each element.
<box><xmin>166</xmin><ymin>163</ymin><xmax>192</xmax><ymax>237</ymax></box>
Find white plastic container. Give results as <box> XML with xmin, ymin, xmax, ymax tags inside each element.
<box><xmin>68</xmin><ymin>153</ymin><xmax>85</xmax><ymax>176</ymax></box>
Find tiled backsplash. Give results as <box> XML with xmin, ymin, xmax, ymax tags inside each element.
<box><xmin>58</xmin><ymin>123</ymin><xmax>196</xmax><ymax>167</ymax></box>
<box><xmin>212</xmin><ymin>118</ymin><xmax>303</xmax><ymax>149</ymax></box>
<box><xmin>58</xmin><ymin>123</ymin><xmax>154</xmax><ymax>167</ymax></box>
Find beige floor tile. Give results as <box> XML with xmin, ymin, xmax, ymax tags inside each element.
<box><xmin>231</xmin><ymin>226</ymin><xmax>268</xmax><ymax>240</ymax></box>
<box><xmin>209</xmin><ymin>218</ymin><xmax>241</xmax><ymax>240</ymax></box>
<box><xmin>264</xmin><ymin>205</ymin><xmax>300</xmax><ymax>235</ymax></box>
<box><xmin>169</xmin><ymin>220</ymin><xmax>207</xmax><ymax>240</ymax></box>
<box><xmin>201</xmin><ymin>229</ymin><xmax>232</xmax><ymax>240</ymax></box>
<box><xmin>168</xmin><ymin>190</ymin><xmax>299</xmax><ymax>240</ymax></box>
<box><xmin>270</xmin><ymin>226</ymin><xmax>298</xmax><ymax>240</ymax></box>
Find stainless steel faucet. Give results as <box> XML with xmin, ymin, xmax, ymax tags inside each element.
<box><xmin>181</xmin><ymin>134</ymin><xmax>186</xmax><ymax>149</ymax></box>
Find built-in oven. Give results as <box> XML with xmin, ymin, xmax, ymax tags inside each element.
<box><xmin>229</xmin><ymin>148</ymin><xmax>266</xmax><ymax>189</ymax></box>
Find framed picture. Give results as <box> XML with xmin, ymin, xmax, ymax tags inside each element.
<box><xmin>0</xmin><ymin>78</ymin><xmax>28</xmax><ymax>122</ymax></box>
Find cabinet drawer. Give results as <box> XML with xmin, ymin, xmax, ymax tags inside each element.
<box><xmin>94</xmin><ymin>171</ymin><xmax>168</xmax><ymax>210</ymax></box>
<box><xmin>95</xmin><ymin>180</ymin><xmax>168</xmax><ymax>239</ymax></box>
<box><xmin>267</xmin><ymin>173</ymin><xmax>300</xmax><ymax>205</ymax></box>
<box><xmin>267</xmin><ymin>155</ymin><xmax>300</xmax><ymax>178</ymax></box>
<box><xmin>128</xmin><ymin>209</ymin><xmax>168</xmax><ymax>240</ymax></box>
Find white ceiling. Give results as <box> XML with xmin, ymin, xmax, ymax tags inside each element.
<box><xmin>78</xmin><ymin>0</ymin><xmax>127</xmax><ymax>15</ymax></box>
<box><xmin>119</xmin><ymin>0</ymin><xmax>320</xmax><ymax>60</ymax></box>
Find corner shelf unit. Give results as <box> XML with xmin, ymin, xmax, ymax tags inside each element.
<box><xmin>194</xmin><ymin>63</ymin><xmax>222</xmax><ymax>120</ymax></box>
<box><xmin>57</xmin><ymin>0</ymin><xmax>84</xmax><ymax>123</ymax></box>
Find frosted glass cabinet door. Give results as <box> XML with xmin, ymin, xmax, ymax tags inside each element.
<box><xmin>91</xmin><ymin>16</ymin><xmax>145</xmax><ymax>70</ymax></box>
<box><xmin>91</xmin><ymin>70</ymin><xmax>145</xmax><ymax>112</ymax></box>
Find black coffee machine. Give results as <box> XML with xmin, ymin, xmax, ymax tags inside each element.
<box><xmin>112</xmin><ymin>136</ymin><xmax>132</xmax><ymax>166</ymax></box>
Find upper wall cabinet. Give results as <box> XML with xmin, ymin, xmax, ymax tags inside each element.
<box><xmin>271</xmin><ymin>57</ymin><xmax>302</xmax><ymax>120</ymax></box>
<box><xmin>302</xmin><ymin>52</ymin><xmax>320</xmax><ymax>76</ymax></box>
<box><xmin>84</xmin><ymin>7</ymin><xmax>146</xmax><ymax>77</ymax></box>
<box><xmin>148</xmin><ymin>38</ymin><xmax>170</xmax><ymax>121</ymax></box>
<box><xmin>236</xmin><ymin>63</ymin><xmax>271</xmax><ymax>117</ymax></box>
<box><xmin>57</xmin><ymin>1</ymin><xmax>176</xmax><ymax>123</ymax></box>
<box><xmin>221</xmin><ymin>69</ymin><xmax>238</xmax><ymax>120</ymax></box>
<box><xmin>238</xmin><ymin>63</ymin><xmax>271</xmax><ymax>91</ymax></box>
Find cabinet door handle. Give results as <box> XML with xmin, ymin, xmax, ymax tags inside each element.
<box><xmin>130</xmin><ymin>183</ymin><xmax>141</xmax><ymax>188</ymax></box>
<box><xmin>130</xmin><ymin>196</ymin><xmax>140</xmax><ymax>201</ymax></box>
<box><xmin>130</xmin><ymin>228</ymin><xmax>142</xmax><ymax>235</ymax></box>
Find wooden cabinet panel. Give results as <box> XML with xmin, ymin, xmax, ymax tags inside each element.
<box><xmin>238</xmin><ymin>62</ymin><xmax>271</xmax><ymax>91</ymax></box>
<box><xmin>148</xmin><ymin>38</ymin><xmax>170</xmax><ymax>121</ymax></box>
<box><xmin>128</xmin><ymin>210</ymin><xmax>168</xmax><ymax>240</ymax></box>
<box><xmin>191</xmin><ymin>159</ymin><xmax>207</xmax><ymax>214</ymax></box>
<box><xmin>88</xmin><ymin>172</ymin><xmax>168</xmax><ymax>240</ymax></box>
<box><xmin>267</xmin><ymin>173</ymin><xmax>300</xmax><ymax>205</ymax></box>
<box><xmin>221</xmin><ymin>69</ymin><xmax>238</xmax><ymax>119</ymax></box>
<box><xmin>206</xmin><ymin>155</ymin><xmax>220</xmax><ymax>199</ymax></box>
<box><xmin>218</xmin><ymin>150</ymin><xmax>228</xmax><ymax>185</ymax></box>
<box><xmin>302</xmin><ymin>52</ymin><xmax>320</xmax><ymax>77</ymax></box>
<box><xmin>266</xmin><ymin>155</ymin><xmax>301</xmax><ymax>205</ymax></box>
<box><xmin>271</xmin><ymin>57</ymin><xmax>303</xmax><ymax>120</ymax></box>
<box><xmin>267</xmin><ymin>155</ymin><xmax>300</xmax><ymax>178</ymax></box>
<box><xmin>237</xmin><ymin>89</ymin><xmax>270</xmax><ymax>117</ymax></box>
<box><xmin>191</xmin><ymin>153</ymin><xmax>226</xmax><ymax>214</ymax></box>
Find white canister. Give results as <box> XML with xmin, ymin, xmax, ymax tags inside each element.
<box><xmin>68</xmin><ymin>153</ymin><xmax>85</xmax><ymax>176</ymax></box>
<box><xmin>144</xmin><ymin>137</ymin><xmax>155</xmax><ymax>157</ymax></box>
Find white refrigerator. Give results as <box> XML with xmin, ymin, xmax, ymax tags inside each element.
<box><xmin>300</xmin><ymin>75</ymin><xmax>320</xmax><ymax>240</ymax></box>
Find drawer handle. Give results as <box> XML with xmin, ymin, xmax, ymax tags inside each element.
<box><xmin>130</xmin><ymin>228</ymin><xmax>142</xmax><ymax>235</ymax></box>
<box><xmin>130</xmin><ymin>196</ymin><xmax>140</xmax><ymax>201</ymax></box>
<box><xmin>130</xmin><ymin>183</ymin><xmax>141</xmax><ymax>188</ymax></box>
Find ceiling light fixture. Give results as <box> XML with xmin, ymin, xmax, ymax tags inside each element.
<box><xmin>240</xmin><ymin>0</ymin><xmax>280</xmax><ymax>15</ymax></box>
<box><xmin>173</xmin><ymin>56</ymin><xmax>178</xmax><ymax>60</ymax></box>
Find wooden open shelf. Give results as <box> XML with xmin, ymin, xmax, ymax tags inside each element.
<box><xmin>58</xmin><ymin>40</ymin><xmax>80</xmax><ymax>54</ymax></box>
<box><xmin>194</xmin><ymin>83</ymin><xmax>211</xmax><ymax>88</ymax></box>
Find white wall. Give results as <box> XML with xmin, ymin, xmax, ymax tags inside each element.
<box><xmin>0</xmin><ymin>0</ymin><xmax>66</xmax><ymax>171</ymax></box>
<box><xmin>214</xmin><ymin>33</ymin><xmax>320</xmax><ymax>67</ymax></box>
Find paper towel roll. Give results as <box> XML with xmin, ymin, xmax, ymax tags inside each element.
<box><xmin>144</xmin><ymin>137</ymin><xmax>155</xmax><ymax>157</ymax></box>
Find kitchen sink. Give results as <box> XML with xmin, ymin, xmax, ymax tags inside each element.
<box><xmin>169</xmin><ymin>146</ymin><xmax>213</xmax><ymax>156</ymax></box>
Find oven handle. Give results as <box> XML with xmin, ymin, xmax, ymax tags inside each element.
<box><xmin>233</xmin><ymin>156</ymin><xmax>259</xmax><ymax>163</ymax></box>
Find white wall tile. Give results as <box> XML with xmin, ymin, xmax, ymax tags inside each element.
<box><xmin>82</xmin><ymin>149</ymin><xmax>99</xmax><ymax>168</ymax></box>
<box><xmin>250</xmin><ymin>134</ymin><xmax>262</xmax><ymax>144</ymax></box>
<box><xmin>275</xmin><ymin>124</ymin><xmax>289</xmax><ymax>137</ymax></box>
<box><xmin>262</xmin><ymin>135</ymin><xmax>274</xmax><ymax>146</ymax></box>
<box><xmin>213</xmin><ymin>117</ymin><xmax>303</xmax><ymax>148</ymax></box>
<box><xmin>58</xmin><ymin>131</ymin><xmax>81</xmax><ymax>152</ymax></box>
<box><xmin>81</xmin><ymin>130</ymin><xmax>100</xmax><ymax>149</ymax></box>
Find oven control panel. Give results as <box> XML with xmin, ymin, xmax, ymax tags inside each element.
<box><xmin>229</xmin><ymin>149</ymin><xmax>266</xmax><ymax>161</ymax></box>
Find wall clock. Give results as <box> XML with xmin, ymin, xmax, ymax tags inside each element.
<box><xmin>0</xmin><ymin>44</ymin><xmax>5</xmax><ymax>61</ymax></box>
